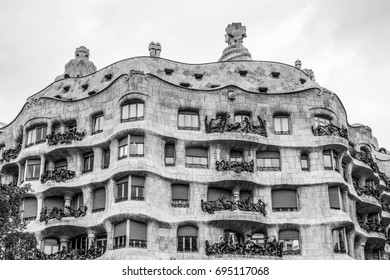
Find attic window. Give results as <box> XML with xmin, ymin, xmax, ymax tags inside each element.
<box><xmin>165</xmin><ymin>68</ymin><xmax>174</xmax><ymax>75</ymax></box>
<box><xmin>258</xmin><ymin>87</ymin><xmax>268</xmax><ymax>93</ymax></box>
<box><xmin>194</xmin><ymin>73</ymin><xmax>203</xmax><ymax>80</ymax></box>
<box><xmin>272</xmin><ymin>72</ymin><xmax>280</xmax><ymax>78</ymax></box>
<box><xmin>238</xmin><ymin>70</ymin><xmax>248</xmax><ymax>76</ymax></box>
<box><xmin>104</xmin><ymin>73</ymin><xmax>113</xmax><ymax>81</ymax></box>
<box><xmin>63</xmin><ymin>85</ymin><xmax>70</xmax><ymax>92</ymax></box>
<box><xmin>81</xmin><ymin>84</ymin><xmax>89</xmax><ymax>91</ymax></box>
<box><xmin>54</xmin><ymin>95</ymin><xmax>63</xmax><ymax>99</ymax></box>
<box><xmin>210</xmin><ymin>84</ymin><xmax>220</xmax><ymax>88</ymax></box>
<box><xmin>180</xmin><ymin>82</ymin><xmax>191</xmax><ymax>88</ymax></box>
<box><xmin>88</xmin><ymin>90</ymin><xmax>97</xmax><ymax>96</ymax></box>
<box><xmin>300</xmin><ymin>78</ymin><xmax>306</xmax><ymax>84</ymax></box>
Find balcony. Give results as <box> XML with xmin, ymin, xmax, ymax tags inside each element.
<box><xmin>205</xmin><ymin>115</ymin><xmax>267</xmax><ymax>137</ymax></box>
<box><xmin>215</xmin><ymin>160</ymin><xmax>254</xmax><ymax>173</ymax></box>
<box><xmin>46</xmin><ymin>130</ymin><xmax>85</xmax><ymax>146</ymax></box>
<box><xmin>358</xmin><ymin>217</ymin><xmax>386</xmax><ymax>235</ymax></box>
<box><xmin>353</xmin><ymin>182</ymin><xmax>381</xmax><ymax>202</ymax></box>
<box><xmin>29</xmin><ymin>246</ymin><xmax>105</xmax><ymax>260</ymax></box>
<box><xmin>39</xmin><ymin>205</ymin><xmax>88</xmax><ymax>224</ymax></box>
<box><xmin>40</xmin><ymin>169</ymin><xmax>76</xmax><ymax>183</ymax></box>
<box><xmin>349</xmin><ymin>147</ymin><xmax>379</xmax><ymax>173</ymax></box>
<box><xmin>0</xmin><ymin>143</ymin><xmax>21</xmax><ymax>163</ymax></box>
<box><xmin>312</xmin><ymin>123</ymin><xmax>348</xmax><ymax>140</ymax></box>
<box><xmin>201</xmin><ymin>196</ymin><xmax>267</xmax><ymax>216</ymax></box>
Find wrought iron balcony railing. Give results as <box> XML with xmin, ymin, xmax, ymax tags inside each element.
<box><xmin>40</xmin><ymin>169</ymin><xmax>76</xmax><ymax>183</ymax></box>
<box><xmin>1</xmin><ymin>143</ymin><xmax>21</xmax><ymax>162</ymax></box>
<box><xmin>349</xmin><ymin>147</ymin><xmax>379</xmax><ymax>173</ymax></box>
<box><xmin>201</xmin><ymin>196</ymin><xmax>267</xmax><ymax>216</ymax></box>
<box><xmin>379</xmin><ymin>171</ymin><xmax>390</xmax><ymax>192</ymax></box>
<box><xmin>215</xmin><ymin>160</ymin><xmax>254</xmax><ymax>173</ymax></box>
<box><xmin>39</xmin><ymin>205</ymin><xmax>88</xmax><ymax>224</ymax></box>
<box><xmin>46</xmin><ymin>130</ymin><xmax>86</xmax><ymax>146</ymax></box>
<box><xmin>353</xmin><ymin>182</ymin><xmax>381</xmax><ymax>202</ymax></box>
<box><xmin>205</xmin><ymin>115</ymin><xmax>267</xmax><ymax>137</ymax></box>
<box><xmin>312</xmin><ymin>124</ymin><xmax>348</xmax><ymax>140</ymax></box>
<box><xmin>357</xmin><ymin>217</ymin><xmax>386</xmax><ymax>234</ymax></box>
<box><xmin>27</xmin><ymin>245</ymin><xmax>105</xmax><ymax>260</ymax></box>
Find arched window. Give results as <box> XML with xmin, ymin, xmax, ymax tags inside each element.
<box><xmin>178</xmin><ymin>111</ymin><xmax>199</xmax><ymax>130</ymax></box>
<box><xmin>171</xmin><ymin>184</ymin><xmax>189</xmax><ymax>207</ymax></box>
<box><xmin>256</xmin><ymin>151</ymin><xmax>281</xmax><ymax>171</ymax></box>
<box><xmin>314</xmin><ymin>115</ymin><xmax>331</xmax><ymax>128</ymax></box>
<box><xmin>121</xmin><ymin>101</ymin><xmax>144</xmax><ymax>122</ymax></box>
<box><xmin>279</xmin><ymin>230</ymin><xmax>300</xmax><ymax>254</ymax></box>
<box><xmin>177</xmin><ymin>226</ymin><xmax>198</xmax><ymax>252</ymax></box>
<box><xmin>272</xmin><ymin>189</ymin><xmax>298</xmax><ymax>211</ymax></box>
<box><xmin>300</xmin><ymin>154</ymin><xmax>309</xmax><ymax>171</ymax></box>
<box><xmin>185</xmin><ymin>148</ymin><xmax>208</xmax><ymax>168</ymax></box>
<box><xmin>92</xmin><ymin>188</ymin><xmax>106</xmax><ymax>213</ymax></box>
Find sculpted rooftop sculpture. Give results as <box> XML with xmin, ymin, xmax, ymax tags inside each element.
<box><xmin>219</xmin><ymin>22</ymin><xmax>252</xmax><ymax>62</ymax></box>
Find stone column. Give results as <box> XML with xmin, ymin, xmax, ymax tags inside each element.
<box><xmin>354</xmin><ymin>240</ymin><xmax>366</xmax><ymax>260</ymax></box>
<box><xmin>309</xmin><ymin>151</ymin><xmax>318</xmax><ymax>172</ymax></box>
<box><xmin>36</xmin><ymin>193</ymin><xmax>46</xmax><ymax>221</ymax></box>
<box><xmin>24</xmin><ymin>159</ymin><xmax>28</xmax><ymax>182</ymax></box>
<box><xmin>93</xmin><ymin>147</ymin><xmax>103</xmax><ymax>171</ymax></box>
<box><xmin>40</xmin><ymin>154</ymin><xmax>46</xmax><ymax>176</ymax></box>
<box><xmin>47</xmin><ymin>161</ymin><xmax>54</xmax><ymax>171</ymax></box>
<box><xmin>60</xmin><ymin>238</ymin><xmax>69</xmax><ymax>251</ymax></box>
<box><xmin>107</xmin><ymin>179</ymin><xmax>115</xmax><ymax>207</ymax></box>
<box><xmin>126</xmin><ymin>219</ymin><xmax>130</xmax><ymax>248</ymax></box>
<box><xmin>232</xmin><ymin>187</ymin><xmax>240</xmax><ymax>202</ymax></box>
<box><xmin>64</xmin><ymin>195</ymin><xmax>72</xmax><ymax>214</ymax></box>
<box><xmin>127</xmin><ymin>135</ymin><xmax>131</xmax><ymax>158</ymax></box>
<box><xmin>209</xmin><ymin>143</ymin><xmax>217</xmax><ymax>170</ymax></box>
<box><xmin>82</xmin><ymin>186</ymin><xmax>93</xmax><ymax>214</ymax></box>
<box><xmin>104</xmin><ymin>220</ymin><xmax>114</xmax><ymax>250</ymax></box>
<box><xmin>47</xmin><ymin>120</ymin><xmax>53</xmax><ymax>135</ymax></box>
<box><xmin>17</xmin><ymin>162</ymin><xmax>23</xmax><ymax>185</ymax></box>
<box><xmin>74</xmin><ymin>151</ymin><xmax>83</xmax><ymax>177</ymax></box>
<box><xmin>342</xmin><ymin>190</ymin><xmax>349</xmax><ymax>214</ymax></box>
<box><xmin>346</xmin><ymin>162</ymin><xmax>353</xmax><ymax>184</ymax></box>
<box><xmin>110</xmin><ymin>139</ymin><xmax>119</xmax><ymax>164</ymax></box>
<box><xmin>266</xmin><ymin>226</ymin><xmax>279</xmax><ymax>240</ymax></box>
<box><xmin>88</xmin><ymin>231</ymin><xmax>96</xmax><ymax>248</ymax></box>
<box><xmin>176</xmin><ymin>139</ymin><xmax>185</xmax><ymax>167</ymax></box>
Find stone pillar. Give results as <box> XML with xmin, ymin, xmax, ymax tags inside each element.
<box><xmin>232</xmin><ymin>187</ymin><xmax>240</xmax><ymax>202</ymax></box>
<box><xmin>17</xmin><ymin>162</ymin><xmax>23</xmax><ymax>185</ymax></box>
<box><xmin>342</xmin><ymin>190</ymin><xmax>348</xmax><ymax>214</ymax></box>
<box><xmin>93</xmin><ymin>147</ymin><xmax>103</xmax><ymax>171</ymax></box>
<box><xmin>40</xmin><ymin>154</ymin><xmax>46</xmax><ymax>176</ymax></box>
<box><xmin>74</xmin><ymin>151</ymin><xmax>83</xmax><ymax>177</ymax></box>
<box><xmin>309</xmin><ymin>151</ymin><xmax>318</xmax><ymax>172</ymax></box>
<box><xmin>22</xmin><ymin>126</ymin><xmax>27</xmax><ymax>149</ymax></box>
<box><xmin>346</xmin><ymin>231</ymin><xmax>355</xmax><ymax>259</ymax></box>
<box><xmin>176</xmin><ymin>139</ymin><xmax>185</xmax><ymax>167</ymax></box>
<box><xmin>60</xmin><ymin>239</ymin><xmax>69</xmax><ymax>251</ymax></box>
<box><xmin>346</xmin><ymin>162</ymin><xmax>353</xmax><ymax>184</ymax></box>
<box><xmin>36</xmin><ymin>193</ymin><xmax>46</xmax><ymax>221</ymax></box>
<box><xmin>47</xmin><ymin>161</ymin><xmax>55</xmax><ymax>171</ymax></box>
<box><xmin>104</xmin><ymin>220</ymin><xmax>114</xmax><ymax>250</ymax></box>
<box><xmin>110</xmin><ymin>139</ymin><xmax>119</xmax><ymax>164</ymax></box>
<box><xmin>88</xmin><ymin>231</ymin><xmax>96</xmax><ymax>248</ymax></box>
<box><xmin>355</xmin><ymin>240</ymin><xmax>366</xmax><ymax>260</ymax></box>
<box><xmin>24</xmin><ymin>159</ymin><xmax>28</xmax><ymax>182</ymax></box>
<box><xmin>209</xmin><ymin>143</ymin><xmax>216</xmax><ymax>170</ymax></box>
<box><xmin>60</xmin><ymin>123</ymin><xmax>66</xmax><ymax>133</ymax></box>
<box><xmin>126</xmin><ymin>219</ymin><xmax>130</xmax><ymax>248</ymax></box>
<box><xmin>107</xmin><ymin>179</ymin><xmax>115</xmax><ymax>207</ymax></box>
<box><xmin>266</xmin><ymin>226</ymin><xmax>279</xmax><ymax>240</ymax></box>
<box><xmin>64</xmin><ymin>195</ymin><xmax>72</xmax><ymax>214</ymax></box>
<box><xmin>127</xmin><ymin>135</ymin><xmax>131</xmax><ymax>158</ymax></box>
<box><xmin>82</xmin><ymin>186</ymin><xmax>93</xmax><ymax>214</ymax></box>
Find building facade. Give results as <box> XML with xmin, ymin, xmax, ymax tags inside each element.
<box><xmin>1</xmin><ymin>23</ymin><xmax>390</xmax><ymax>260</ymax></box>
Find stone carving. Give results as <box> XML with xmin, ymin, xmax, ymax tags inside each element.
<box><xmin>39</xmin><ymin>205</ymin><xmax>87</xmax><ymax>224</ymax></box>
<box><xmin>379</xmin><ymin>147</ymin><xmax>389</xmax><ymax>154</ymax></box>
<box><xmin>148</xmin><ymin>41</ymin><xmax>162</xmax><ymax>57</ymax></box>
<box><xmin>46</xmin><ymin>130</ymin><xmax>85</xmax><ymax>146</ymax></box>
<box><xmin>381</xmin><ymin>200</ymin><xmax>390</xmax><ymax>213</ymax></box>
<box><xmin>201</xmin><ymin>196</ymin><xmax>267</xmax><ymax>216</ymax></box>
<box><xmin>312</xmin><ymin>123</ymin><xmax>348</xmax><ymax>140</ymax></box>
<box><xmin>64</xmin><ymin>46</ymin><xmax>97</xmax><ymax>78</ymax></box>
<box><xmin>219</xmin><ymin>23</ymin><xmax>252</xmax><ymax>62</ymax></box>
<box><xmin>215</xmin><ymin>160</ymin><xmax>254</xmax><ymax>173</ymax></box>
<box><xmin>303</xmin><ymin>68</ymin><xmax>315</xmax><ymax>81</ymax></box>
<box><xmin>40</xmin><ymin>169</ymin><xmax>76</xmax><ymax>184</ymax></box>
<box><xmin>205</xmin><ymin>234</ymin><xmax>283</xmax><ymax>257</ymax></box>
<box><xmin>205</xmin><ymin>115</ymin><xmax>267</xmax><ymax>137</ymax></box>
<box><xmin>379</xmin><ymin>171</ymin><xmax>390</xmax><ymax>192</ymax></box>
<box><xmin>1</xmin><ymin>143</ymin><xmax>22</xmax><ymax>162</ymax></box>
<box><xmin>26</xmin><ymin>98</ymin><xmax>43</xmax><ymax>109</ymax></box>
<box><xmin>295</xmin><ymin>59</ymin><xmax>302</xmax><ymax>69</ymax></box>
<box><xmin>349</xmin><ymin>146</ymin><xmax>379</xmax><ymax>173</ymax></box>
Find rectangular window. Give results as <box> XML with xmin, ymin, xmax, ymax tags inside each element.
<box><xmin>121</xmin><ymin>103</ymin><xmax>144</xmax><ymax>122</ymax></box>
<box><xmin>35</xmin><ymin>126</ymin><xmax>47</xmax><ymax>144</ymax></box>
<box><xmin>279</xmin><ymin>230</ymin><xmax>300</xmax><ymax>254</ymax></box>
<box><xmin>272</xmin><ymin>189</ymin><xmax>298</xmax><ymax>211</ymax></box>
<box><xmin>26</xmin><ymin>129</ymin><xmax>36</xmax><ymax>146</ymax></box>
<box><xmin>230</xmin><ymin>151</ymin><xmax>243</xmax><ymax>162</ymax></box>
<box><xmin>165</xmin><ymin>144</ymin><xmax>175</xmax><ymax>166</ymax></box>
<box><xmin>314</xmin><ymin>116</ymin><xmax>331</xmax><ymax>128</ymax></box>
<box><xmin>114</xmin><ymin>236</ymin><xmax>126</xmax><ymax>249</ymax></box>
<box><xmin>328</xmin><ymin>186</ymin><xmax>343</xmax><ymax>210</ymax></box>
<box><xmin>178</xmin><ymin>112</ymin><xmax>199</xmax><ymax>130</ymax></box>
<box><xmin>256</xmin><ymin>151</ymin><xmax>281</xmax><ymax>171</ymax></box>
<box><xmin>185</xmin><ymin>148</ymin><xmax>208</xmax><ymax>168</ymax></box>
<box><xmin>177</xmin><ymin>237</ymin><xmax>197</xmax><ymax>252</ymax></box>
<box><xmin>367</xmin><ymin>213</ymin><xmax>380</xmax><ymax>223</ymax></box>
<box><xmin>83</xmin><ymin>153</ymin><xmax>94</xmax><ymax>173</ymax></box>
<box><xmin>26</xmin><ymin>159</ymin><xmax>41</xmax><ymax>181</ymax></box>
<box><xmin>103</xmin><ymin>150</ymin><xmax>110</xmax><ymax>168</ymax></box>
<box><xmin>118</xmin><ymin>137</ymin><xmax>128</xmax><ymax>160</ymax></box>
<box><xmin>274</xmin><ymin>116</ymin><xmax>290</xmax><ymax>134</ymax></box>
<box><xmin>333</xmin><ymin>228</ymin><xmax>347</xmax><ymax>254</ymax></box>
<box><xmin>301</xmin><ymin>155</ymin><xmax>309</xmax><ymax>171</ymax></box>
<box><xmin>131</xmin><ymin>176</ymin><xmax>145</xmax><ymax>201</ymax></box>
<box><xmin>116</xmin><ymin>181</ymin><xmax>128</xmax><ymax>203</ymax></box>
<box><xmin>324</xmin><ymin>150</ymin><xmax>338</xmax><ymax>171</ymax></box>
<box><xmin>92</xmin><ymin>188</ymin><xmax>106</xmax><ymax>213</ymax></box>
<box><xmin>234</xmin><ymin>114</ymin><xmax>249</xmax><ymax>123</ymax></box>
<box><xmin>130</xmin><ymin>135</ymin><xmax>144</xmax><ymax>157</ymax></box>
<box><xmin>93</xmin><ymin>115</ymin><xmax>104</xmax><ymax>134</ymax></box>
<box><xmin>172</xmin><ymin>184</ymin><xmax>189</xmax><ymax>207</ymax></box>
<box><xmin>54</xmin><ymin>159</ymin><xmax>67</xmax><ymax>171</ymax></box>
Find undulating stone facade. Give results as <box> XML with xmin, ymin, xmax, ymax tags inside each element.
<box><xmin>1</xmin><ymin>23</ymin><xmax>390</xmax><ymax>260</ymax></box>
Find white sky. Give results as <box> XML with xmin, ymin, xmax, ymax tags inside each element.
<box><xmin>0</xmin><ymin>0</ymin><xmax>389</xmax><ymax>148</ymax></box>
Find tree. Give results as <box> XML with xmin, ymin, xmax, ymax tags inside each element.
<box><xmin>0</xmin><ymin>181</ymin><xmax>40</xmax><ymax>259</ymax></box>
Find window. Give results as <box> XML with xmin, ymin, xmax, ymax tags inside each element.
<box><xmin>323</xmin><ymin>150</ymin><xmax>339</xmax><ymax>171</ymax></box>
<box><xmin>207</xmin><ymin>188</ymin><xmax>231</xmax><ymax>201</ymax></box>
<box><xmin>367</xmin><ymin>213</ymin><xmax>380</xmax><ymax>223</ymax></box>
<box><xmin>165</xmin><ymin>144</ymin><xmax>175</xmax><ymax>166</ymax></box>
<box><xmin>185</xmin><ymin>148</ymin><xmax>208</xmax><ymax>168</ymax></box>
<box><xmin>272</xmin><ymin>189</ymin><xmax>298</xmax><ymax>211</ymax></box>
<box><xmin>129</xmin><ymin>220</ymin><xmax>147</xmax><ymax>248</ymax></box>
<box><xmin>71</xmin><ymin>193</ymin><xmax>83</xmax><ymax>210</ymax></box>
<box><xmin>23</xmin><ymin>197</ymin><xmax>37</xmax><ymax>221</ymax></box>
<box><xmin>96</xmin><ymin>234</ymin><xmax>107</xmax><ymax>249</ymax></box>
<box><xmin>118</xmin><ymin>136</ymin><xmax>128</xmax><ymax>160</ymax></box>
<box><xmin>314</xmin><ymin>116</ymin><xmax>331</xmax><ymax>128</ymax></box>
<box><xmin>256</xmin><ymin>151</ymin><xmax>281</xmax><ymax>171</ymax></box>
<box><xmin>69</xmin><ymin>235</ymin><xmax>87</xmax><ymax>250</ymax></box>
<box><xmin>114</xmin><ymin>221</ymin><xmax>127</xmax><ymax>249</ymax></box>
<box><xmin>234</xmin><ymin>114</ymin><xmax>250</xmax><ymax>123</ymax></box>
<box><xmin>177</xmin><ymin>226</ymin><xmax>198</xmax><ymax>252</ymax></box>
<box><xmin>26</xmin><ymin>159</ymin><xmax>41</xmax><ymax>181</ymax></box>
<box><xmin>328</xmin><ymin>186</ymin><xmax>343</xmax><ymax>210</ymax></box>
<box><xmin>230</xmin><ymin>151</ymin><xmax>243</xmax><ymax>162</ymax></box>
<box><xmin>67</xmin><ymin>122</ymin><xmax>77</xmax><ymax>132</ymax></box>
<box><xmin>178</xmin><ymin>111</ymin><xmax>199</xmax><ymax>130</ymax></box>
<box><xmin>116</xmin><ymin>177</ymin><xmax>128</xmax><ymax>203</ymax></box>
<box><xmin>121</xmin><ymin>102</ymin><xmax>144</xmax><ymax>122</ymax></box>
<box><xmin>172</xmin><ymin>184</ymin><xmax>189</xmax><ymax>207</ymax></box>
<box><xmin>92</xmin><ymin>114</ymin><xmax>104</xmax><ymax>134</ymax></box>
<box><xmin>251</xmin><ymin>233</ymin><xmax>267</xmax><ymax>246</ymax></box>
<box><xmin>83</xmin><ymin>152</ymin><xmax>94</xmax><ymax>173</ymax></box>
<box><xmin>92</xmin><ymin>188</ymin><xmax>106</xmax><ymax>213</ymax></box>
<box><xmin>130</xmin><ymin>135</ymin><xmax>144</xmax><ymax>157</ymax></box>
<box><xmin>44</xmin><ymin>196</ymin><xmax>64</xmax><ymax>210</ymax></box>
<box><xmin>43</xmin><ymin>239</ymin><xmax>59</xmax><ymax>254</ymax></box>
<box><xmin>240</xmin><ymin>191</ymin><xmax>252</xmax><ymax>202</ymax></box>
<box><xmin>279</xmin><ymin>230</ymin><xmax>300</xmax><ymax>254</ymax></box>
<box><xmin>131</xmin><ymin>176</ymin><xmax>145</xmax><ymax>201</ymax></box>
<box><xmin>274</xmin><ymin>116</ymin><xmax>290</xmax><ymax>135</ymax></box>
<box><xmin>224</xmin><ymin>231</ymin><xmax>243</xmax><ymax>245</ymax></box>
<box><xmin>103</xmin><ymin>150</ymin><xmax>110</xmax><ymax>168</ymax></box>
<box><xmin>300</xmin><ymin>154</ymin><xmax>309</xmax><ymax>171</ymax></box>
<box><xmin>26</xmin><ymin>125</ymin><xmax>47</xmax><ymax>147</ymax></box>
<box><xmin>332</xmin><ymin>228</ymin><xmax>347</xmax><ymax>254</ymax></box>
<box><xmin>54</xmin><ymin>159</ymin><xmax>67</xmax><ymax>170</ymax></box>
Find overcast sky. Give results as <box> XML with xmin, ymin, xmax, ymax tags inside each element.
<box><xmin>0</xmin><ymin>0</ymin><xmax>389</xmax><ymax>148</ymax></box>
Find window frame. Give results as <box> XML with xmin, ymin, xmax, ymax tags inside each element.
<box><xmin>233</xmin><ymin>113</ymin><xmax>250</xmax><ymax>124</ymax></box>
<box><xmin>92</xmin><ymin>114</ymin><xmax>104</xmax><ymax>135</ymax></box>
<box><xmin>115</xmin><ymin>180</ymin><xmax>129</xmax><ymax>203</ymax></box>
<box><xmin>279</xmin><ymin>230</ymin><xmax>300</xmax><ymax>255</ymax></box>
<box><xmin>26</xmin><ymin>125</ymin><xmax>47</xmax><ymax>147</ymax></box>
<box><xmin>121</xmin><ymin>102</ymin><xmax>145</xmax><ymax>123</ymax></box>
<box><xmin>83</xmin><ymin>152</ymin><xmax>94</xmax><ymax>173</ymax></box>
<box><xmin>256</xmin><ymin>151</ymin><xmax>281</xmax><ymax>171</ymax></box>
<box><xmin>185</xmin><ymin>148</ymin><xmax>208</xmax><ymax>169</ymax></box>
<box><xmin>271</xmin><ymin>189</ymin><xmax>298</xmax><ymax>212</ymax></box>
<box><xmin>103</xmin><ymin>149</ymin><xmax>110</xmax><ymax>169</ymax></box>
<box><xmin>323</xmin><ymin>150</ymin><xmax>339</xmax><ymax>171</ymax></box>
<box><xmin>332</xmin><ymin>228</ymin><xmax>348</xmax><ymax>254</ymax></box>
<box><xmin>274</xmin><ymin>115</ymin><xmax>290</xmax><ymax>135</ymax></box>
<box><xmin>314</xmin><ymin>116</ymin><xmax>331</xmax><ymax>128</ymax></box>
<box><xmin>129</xmin><ymin>136</ymin><xmax>144</xmax><ymax>157</ymax></box>
<box><xmin>26</xmin><ymin>159</ymin><xmax>41</xmax><ymax>181</ymax></box>
<box><xmin>165</xmin><ymin>144</ymin><xmax>175</xmax><ymax>166</ymax></box>
<box><xmin>178</xmin><ymin>111</ymin><xmax>199</xmax><ymax>131</ymax></box>
<box><xmin>300</xmin><ymin>154</ymin><xmax>309</xmax><ymax>171</ymax></box>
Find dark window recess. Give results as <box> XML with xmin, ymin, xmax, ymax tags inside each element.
<box><xmin>258</xmin><ymin>87</ymin><xmax>268</xmax><ymax>93</ymax></box>
<box><xmin>104</xmin><ymin>73</ymin><xmax>113</xmax><ymax>81</ymax></box>
<box><xmin>238</xmin><ymin>70</ymin><xmax>248</xmax><ymax>76</ymax></box>
<box><xmin>88</xmin><ymin>90</ymin><xmax>97</xmax><ymax>96</ymax></box>
<box><xmin>81</xmin><ymin>84</ymin><xmax>89</xmax><ymax>91</ymax></box>
<box><xmin>300</xmin><ymin>78</ymin><xmax>306</xmax><ymax>84</ymax></box>
<box><xmin>64</xmin><ymin>74</ymin><xmax>70</xmax><ymax>79</ymax></box>
<box><xmin>272</xmin><ymin>72</ymin><xmax>280</xmax><ymax>78</ymax></box>
<box><xmin>194</xmin><ymin>73</ymin><xmax>203</xmax><ymax>80</ymax></box>
<box><xmin>180</xmin><ymin>82</ymin><xmax>191</xmax><ymax>88</ymax></box>
<box><xmin>54</xmin><ymin>95</ymin><xmax>62</xmax><ymax>99</ymax></box>
<box><xmin>63</xmin><ymin>85</ymin><xmax>70</xmax><ymax>92</ymax></box>
<box><xmin>164</xmin><ymin>68</ymin><xmax>174</xmax><ymax>75</ymax></box>
<box><xmin>210</xmin><ymin>84</ymin><xmax>220</xmax><ymax>88</ymax></box>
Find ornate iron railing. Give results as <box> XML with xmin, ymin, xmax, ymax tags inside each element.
<box><xmin>379</xmin><ymin>171</ymin><xmax>390</xmax><ymax>192</ymax></box>
<box><xmin>353</xmin><ymin>183</ymin><xmax>381</xmax><ymax>202</ymax></box>
<box><xmin>201</xmin><ymin>196</ymin><xmax>267</xmax><ymax>216</ymax></box>
<box><xmin>1</xmin><ymin>143</ymin><xmax>22</xmax><ymax>162</ymax></box>
<box><xmin>257</xmin><ymin>166</ymin><xmax>281</xmax><ymax>171</ymax></box>
<box><xmin>39</xmin><ymin>205</ymin><xmax>88</xmax><ymax>224</ymax></box>
<box><xmin>205</xmin><ymin>115</ymin><xmax>267</xmax><ymax>137</ymax></box>
<box><xmin>215</xmin><ymin>160</ymin><xmax>254</xmax><ymax>173</ymax></box>
<box><xmin>205</xmin><ymin>235</ymin><xmax>283</xmax><ymax>257</ymax></box>
<box><xmin>40</xmin><ymin>169</ymin><xmax>76</xmax><ymax>183</ymax></box>
<box><xmin>312</xmin><ymin>124</ymin><xmax>348</xmax><ymax>140</ymax></box>
<box><xmin>46</xmin><ymin>130</ymin><xmax>86</xmax><ymax>146</ymax></box>
<box><xmin>349</xmin><ymin>147</ymin><xmax>379</xmax><ymax>173</ymax></box>
<box><xmin>357</xmin><ymin>217</ymin><xmax>386</xmax><ymax>234</ymax></box>
<box><xmin>31</xmin><ymin>246</ymin><xmax>105</xmax><ymax>260</ymax></box>
<box><xmin>185</xmin><ymin>163</ymin><xmax>208</xmax><ymax>169</ymax></box>
<box><xmin>381</xmin><ymin>200</ymin><xmax>390</xmax><ymax>213</ymax></box>
<box><xmin>129</xmin><ymin>239</ymin><xmax>147</xmax><ymax>248</ymax></box>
